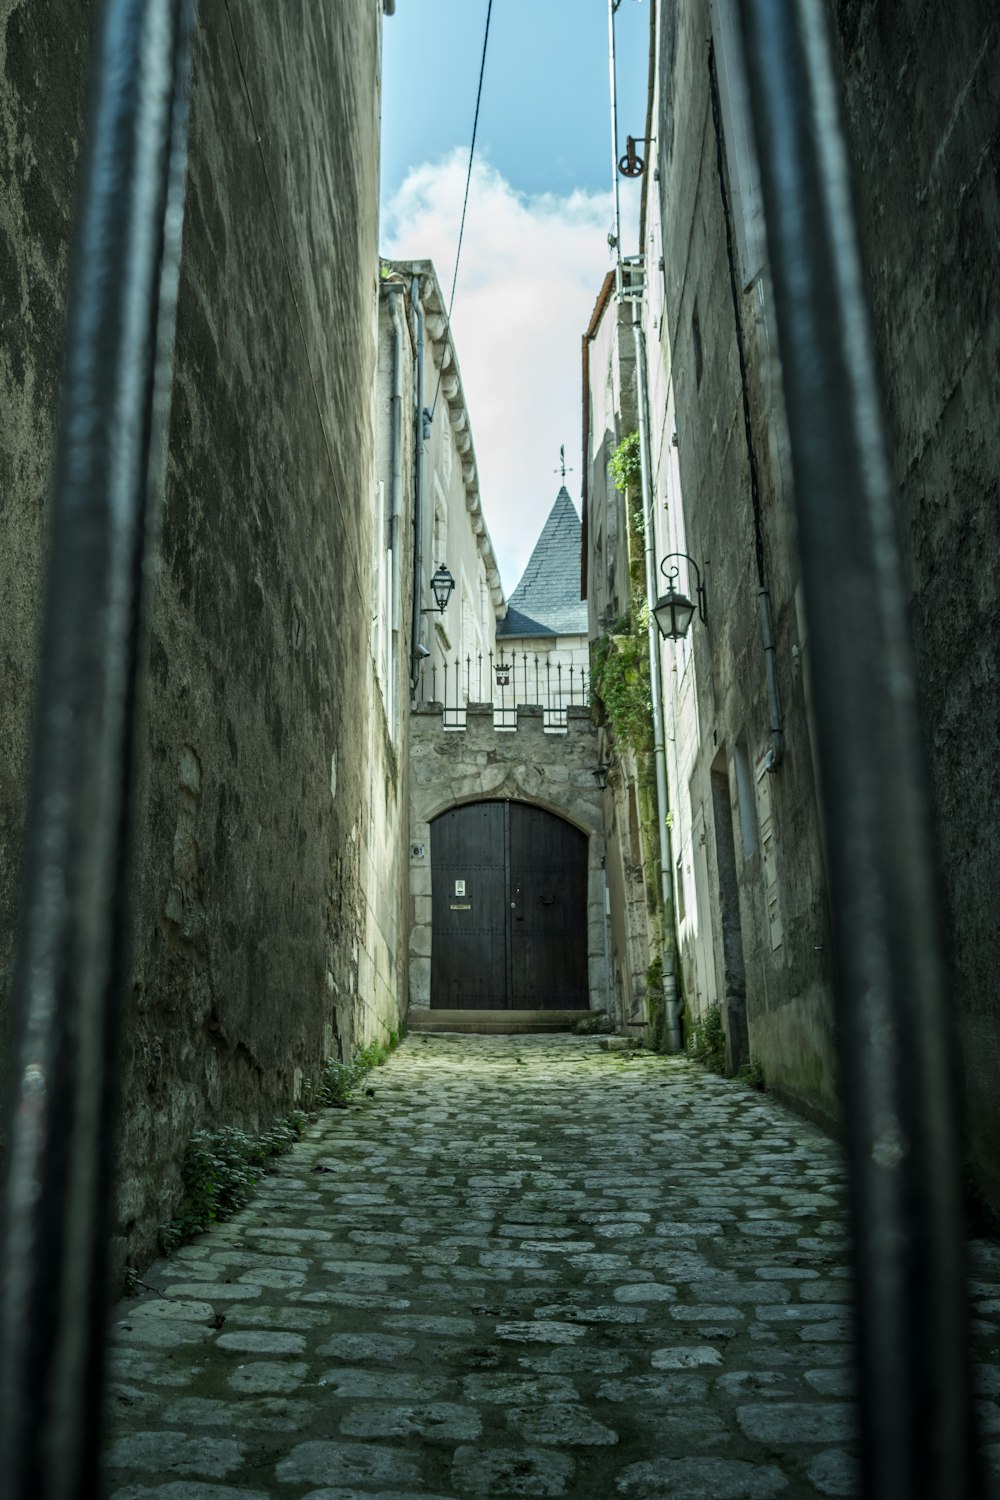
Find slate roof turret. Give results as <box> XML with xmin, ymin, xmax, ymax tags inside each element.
<box><xmin>497</xmin><ymin>487</ymin><xmax>588</xmax><ymax>638</ymax></box>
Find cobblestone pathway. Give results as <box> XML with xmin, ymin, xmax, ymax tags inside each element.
<box><xmin>104</xmin><ymin>1035</ymin><xmax>1000</xmax><ymax>1499</ymax></box>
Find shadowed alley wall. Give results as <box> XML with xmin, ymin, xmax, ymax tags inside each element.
<box><xmin>833</xmin><ymin>0</ymin><xmax>1000</xmax><ymax>1206</ymax></box>
<box><xmin>0</xmin><ymin>0</ymin><xmax>400</xmax><ymax>1274</ymax></box>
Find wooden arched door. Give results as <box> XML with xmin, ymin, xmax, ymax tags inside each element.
<box><xmin>430</xmin><ymin>800</ymin><xmax>589</xmax><ymax>1010</ymax></box>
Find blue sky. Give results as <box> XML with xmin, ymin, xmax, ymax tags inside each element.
<box><xmin>380</xmin><ymin>0</ymin><xmax>652</xmax><ymax>593</ymax></box>
<box><xmin>381</xmin><ymin>0</ymin><xmax>651</xmax><ymax>208</ymax></box>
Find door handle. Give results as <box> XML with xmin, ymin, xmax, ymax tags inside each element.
<box><xmin>512</xmin><ymin>880</ymin><xmax>524</xmax><ymax>919</ymax></box>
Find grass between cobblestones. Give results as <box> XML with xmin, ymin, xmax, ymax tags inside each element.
<box><xmin>106</xmin><ymin>1035</ymin><xmax>1000</xmax><ymax>1500</ymax></box>
<box><xmin>153</xmin><ymin>1032</ymin><xmax>403</xmax><ymax>1263</ymax></box>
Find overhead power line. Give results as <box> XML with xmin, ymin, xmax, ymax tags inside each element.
<box><xmin>447</xmin><ymin>0</ymin><xmax>493</xmax><ymax>323</ymax></box>
<box><xmin>431</xmin><ymin>0</ymin><xmax>493</xmax><ymax>417</ymax></box>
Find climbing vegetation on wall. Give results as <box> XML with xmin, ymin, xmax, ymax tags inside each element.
<box><xmin>609</xmin><ymin>430</ymin><xmax>642</xmax><ymax>494</ymax></box>
<box><xmin>590</xmin><ymin>592</ymin><xmax>654</xmax><ymax>754</ymax></box>
<box><xmin>609</xmin><ymin>430</ymin><xmax>646</xmax><ymax>547</ymax></box>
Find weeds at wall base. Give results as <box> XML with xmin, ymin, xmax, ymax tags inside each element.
<box><xmin>156</xmin><ymin>1029</ymin><xmax>403</xmax><ymax>1257</ymax></box>
<box><xmin>686</xmin><ymin>1004</ymin><xmax>727</xmax><ymax>1074</ymax></box>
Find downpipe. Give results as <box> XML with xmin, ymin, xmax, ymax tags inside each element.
<box><xmin>409</xmin><ymin>276</ymin><xmax>426</xmax><ymax>689</ymax></box>
<box><xmin>759</xmin><ymin>586</ymin><xmax>785</xmax><ymax>771</ymax></box>
<box><xmin>633</xmin><ymin>312</ymin><xmax>683</xmax><ymax>1053</ymax></box>
<box><xmin>387</xmin><ymin>283</ymin><xmax>405</xmax><ymax>728</ymax></box>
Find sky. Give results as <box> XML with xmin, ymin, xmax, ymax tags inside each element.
<box><xmin>379</xmin><ymin>0</ymin><xmax>651</xmax><ymax>595</ymax></box>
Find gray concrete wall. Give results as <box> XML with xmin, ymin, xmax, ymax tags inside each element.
<box><xmin>651</xmin><ymin>0</ymin><xmax>836</xmax><ymax>1119</ymax></box>
<box><xmin>1</xmin><ymin>1</ymin><xmax>396</xmax><ymax>1273</ymax></box>
<box><xmin>833</xmin><ymin>0</ymin><xmax>1000</xmax><ymax>1204</ymax></box>
<box><xmin>409</xmin><ymin>705</ymin><xmax>607</xmax><ymax>1011</ymax></box>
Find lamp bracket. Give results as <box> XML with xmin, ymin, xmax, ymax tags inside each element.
<box><xmin>659</xmin><ymin>552</ymin><xmax>708</xmax><ymax>624</ymax></box>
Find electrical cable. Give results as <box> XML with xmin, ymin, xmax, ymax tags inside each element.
<box><xmin>430</xmin><ymin>0</ymin><xmax>493</xmax><ymax>417</ymax></box>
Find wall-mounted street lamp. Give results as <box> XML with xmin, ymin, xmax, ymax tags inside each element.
<box><xmin>653</xmin><ymin>552</ymin><xmax>708</xmax><ymax>641</ymax></box>
<box><xmin>592</xmin><ymin>763</ymin><xmax>609</xmax><ymax>790</ymax></box>
<box><xmin>421</xmin><ymin>563</ymin><xmax>455</xmax><ymax>615</ymax></box>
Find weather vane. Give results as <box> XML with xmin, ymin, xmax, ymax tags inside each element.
<box><xmin>554</xmin><ymin>444</ymin><xmax>574</xmax><ymax>482</ymax></box>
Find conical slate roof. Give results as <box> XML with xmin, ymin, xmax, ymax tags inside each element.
<box><xmin>498</xmin><ymin>487</ymin><xmax>588</xmax><ymax>638</ymax></box>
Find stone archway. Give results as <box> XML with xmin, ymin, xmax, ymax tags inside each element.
<box><xmin>430</xmin><ymin>800</ymin><xmax>589</xmax><ymax>1010</ymax></box>
<box><xmin>408</xmin><ymin>704</ymin><xmax>606</xmax><ymax>1012</ymax></box>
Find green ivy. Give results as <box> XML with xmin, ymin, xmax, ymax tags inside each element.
<box><xmin>158</xmin><ymin>1028</ymin><xmax>403</xmax><ymax>1254</ymax></box>
<box><xmin>590</xmin><ymin>597</ymin><xmax>654</xmax><ymax>754</ymax></box>
<box><xmin>609</xmin><ymin>430</ymin><xmax>642</xmax><ymax>494</ymax></box>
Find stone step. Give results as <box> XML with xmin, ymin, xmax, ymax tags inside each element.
<box><xmin>406</xmin><ymin>1007</ymin><xmax>590</xmax><ymax>1035</ymax></box>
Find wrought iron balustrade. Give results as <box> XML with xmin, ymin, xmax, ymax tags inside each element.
<box><xmin>417</xmin><ymin>650</ymin><xmax>591</xmax><ymax>731</ymax></box>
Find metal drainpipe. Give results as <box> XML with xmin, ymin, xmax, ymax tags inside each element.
<box><xmin>387</xmin><ymin>284</ymin><xmax>405</xmax><ymax>731</ymax></box>
<box><xmin>633</xmin><ymin>311</ymin><xmax>683</xmax><ymax>1053</ymax></box>
<box><xmin>759</xmin><ymin>587</ymin><xmax>785</xmax><ymax>770</ymax></box>
<box><xmin>409</xmin><ymin>276</ymin><xmax>426</xmax><ymax>689</ymax></box>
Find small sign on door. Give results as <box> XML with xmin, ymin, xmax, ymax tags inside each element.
<box><xmin>454</xmin><ymin>879</ymin><xmax>466</xmax><ymax>896</ymax></box>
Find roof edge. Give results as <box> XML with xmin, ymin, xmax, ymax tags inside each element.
<box><xmin>382</xmin><ymin>257</ymin><xmax>507</xmax><ymax>617</ymax></box>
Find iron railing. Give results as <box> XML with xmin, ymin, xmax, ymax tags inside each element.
<box><xmin>0</xmin><ymin>1</ymin><xmax>197</xmax><ymax>1496</ymax></box>
<box><xmin>739</xmin><ymin>0</ymin><xmax>976</xmax><ymax>1494</ymax></box>
<box><xmin>0</xmin><ymin>0</ymin><xmax>983</xmax><ymax>1497</ymax></box>
<box><xmin>417</xmin><ymin>649</ymin><xmax>591</xmax><ymax>731</ymax></box>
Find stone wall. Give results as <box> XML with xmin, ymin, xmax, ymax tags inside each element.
<box><xmin>409</xmin><ymin>705</ymin><xmax>607</xmax><ymax>1011</ymax></box>
<box><xmin>833</xmin><ymin>0</ymin><xmax>1000</xmax><ymax>1204</ymax></box>
<box><xmin>649</xmin><ymin>0</ymin><xmax>836</xmax><ymax>1117</ymax></box>
<box><xmin>1</xmin><ymin>0</ymin><xmax>396</xmax><ymax>1273</ymax></box>
<box><xmin>0</xmin><ymin>0</ymin><xmax>97</xmax><ymax>1068</ymax></box>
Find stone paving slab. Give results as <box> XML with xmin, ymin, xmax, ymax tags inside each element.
<box><xmin>103</xmin><ymin>1035</ymin><xmax>1000</xmax><ymax>1498</ymax></box>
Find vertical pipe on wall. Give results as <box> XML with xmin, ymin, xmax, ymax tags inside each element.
<box><xmin>387</xmin><ymin>284</ymin><xmax>406</xmax><ymax>734</ymax></box>
<box><xmin>739</xmin><ymin>0</ymin><xmax>975</xmax><ymax>1495</ymax></box>
<box><xmin>409</xmin><ymin>276</ymin><xmax>426</xmax><ymax>687</ymax></box>
<box><xmin>0</xmin><ymin>0</ymin><xmax>196</xmax><ymax>1494</ymax></box>
<box><xmin>633</xmin><ymin>312</ymin><xmax>682</xmax><ymax>1053</ymax></box>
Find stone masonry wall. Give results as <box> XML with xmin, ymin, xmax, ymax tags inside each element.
<box><xmin>833</xmin><ymin>1</ymin><xmax>1000</xmax><ymax>1207</ymax></box>
<box><xmin>653</xmin><ymin>0</ymin><xmax>836</xmax><ymax>1122</ymax></box>
<box><xmin>409</xmin><ymin>706</ymin><xmax>607</xmax><ymax>1011</ymax></box>
<box><xmin>0</xmin><ymin>0</ymin><xmax>393</xmax><ymax>1274</ymax></box>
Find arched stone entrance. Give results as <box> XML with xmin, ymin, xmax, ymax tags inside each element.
<box><xmin>430</xmin><ymin>801</ymin><xmax>589</xmax><ymax>1009</ymax></box>
<box><xmin>408</xmin><ymin>703</ymin><xmax>606</xmax><ymax>1013</ymax></box>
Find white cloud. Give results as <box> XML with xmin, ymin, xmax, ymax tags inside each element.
<box><xmin>381</xmin><ymin>153</ymin><xmax>614</xmax><ymax>594</ymax></box>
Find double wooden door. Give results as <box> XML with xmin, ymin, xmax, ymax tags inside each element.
<box><xmin>430</xmin><ymin>800</ymin><xmax>588</xmax><ymax>1010</ymax></box>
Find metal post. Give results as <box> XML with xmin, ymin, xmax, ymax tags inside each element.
<box><xmin>739</xmin><ymin>0</ymin><xmax>976</xmax><ymax>1494</ymax></box>
<box><xmin>0</xmin><ymin>2</ymin><xmax>197</xmax><ymax>1495</ymax></box>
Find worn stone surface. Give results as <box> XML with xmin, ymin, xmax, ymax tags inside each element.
<box><xmin>0</xmin><ymin>0</ymin><xmax>97</xmax><ymax>1070</ymax></box>
<box><xmin>832</xmin><ymin>0</ymin><xmax>1000</xmax><ymax>1214</ymax></box>
<box><xmin>644</xmin><ymin>0</ymin><xmax>836</xmax><ymax>1119</ymax></box>
<box><xmin>644</xmin><ymin>0</ymin><xmax>1000</xmax><ymax>1193</ymax></box>
<box><xmin>101</xmin><ymin>1034</ymin><xmax>999</xmax><ymax>1497</ymax></box>
<box><xmin>0</xmin><ymin>1</ymin><xmax>402</xmax><ymax>1271</ymax></box>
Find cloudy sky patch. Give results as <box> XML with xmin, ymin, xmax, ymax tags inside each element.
<box><xmin>382</xmin><ymin>152</ymin><xmax>615</xmax><ymax>595</ymax></box>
